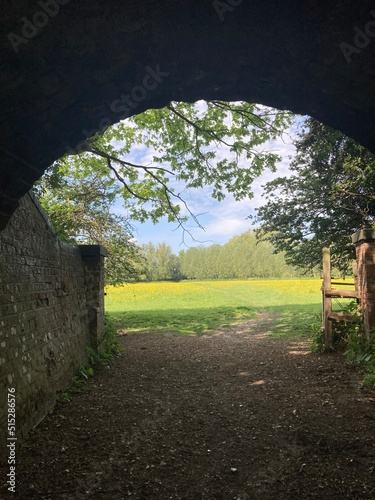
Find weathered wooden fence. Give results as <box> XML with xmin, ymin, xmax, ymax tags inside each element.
<box><xmin>322</xmin><ymin>230</ymin><xmax>375</xmax><ymax>346</ymax></box>
<box><xmin>321</xmin><ymin>248</ymin><xmax>358</xmax><ymax>347</ymax></box>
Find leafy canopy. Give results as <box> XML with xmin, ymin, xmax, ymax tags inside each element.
<box><xmin>33</xmin><ymin>156</ymin><xmax>144</xmax><ymax>284</ymax></box>
<box><xmin>81</xmin><ymin>100</ymin><xmax>293</xmax><ymax>228</ymax></box>
<box><xmin>35</xmin><ymin>100</ymin><xmax>293</xmax><ymax>282</ymax></box>
<box><xmin>255</xmin><ymin>118</ymin><xmax>375</xmax><ymax>273</ymax></box>
<box><xmin>179</xmin><ymin>230</ymin><xmax>301</xmax><ymax>280</ymax></box>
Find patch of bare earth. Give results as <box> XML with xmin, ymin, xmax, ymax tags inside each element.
<box><xmin>2</xmin><ymin>312</ymin><xmax>375</xmax><ymax>499</ymax></box>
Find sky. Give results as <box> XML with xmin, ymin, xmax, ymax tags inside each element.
<box><xmin>112</xmin><ymin>105</ymin><xmax>301</xmax><ymax>254</ymax></box>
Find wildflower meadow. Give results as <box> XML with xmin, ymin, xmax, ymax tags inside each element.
<box><xmin>106</xmin><ymin>279</ymin><xmax>322</xmax><ymax>338</ymax></box>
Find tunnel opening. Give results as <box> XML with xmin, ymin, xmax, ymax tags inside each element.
<box><xmin>1</xmin><ymin>0</ymin><xmax>375</xmax><ymax>229</ymax></box>
<box><xmin>1</xmin><ymin>2</ymin><xmax>375</xmax><ymax>490</ymax></box>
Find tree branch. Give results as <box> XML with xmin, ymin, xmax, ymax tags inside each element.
<box><xmin>87</xmin><ymin>147</ymin><xmax>175</xmax><ymax>176</ymax></box>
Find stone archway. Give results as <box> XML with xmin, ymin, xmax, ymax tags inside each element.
<box><xmin>1</xmin><ymin>0</ymin><xmax>375</xmax><ymax>228</ymax></box>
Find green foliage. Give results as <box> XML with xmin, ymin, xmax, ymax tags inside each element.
<box><xmin>309</xmin><ymin>300</ymin><xmax>375</xmax><ymax>387</ymax></box>
<box><xmin>57</xmin><ymin>101</ymin><xmax>291</xmax><ymax>227</ymax></box>
<box><xmin>35</xmin><ymin>101</ymin><xmax>293</xmax><ymax>283</ymax></box>
<box><xmin>179</xmin><ymin>230</ymin><xmax>301</xmax><ymax>280</ymax></box>
<box><xmin>310</xmin><ymin>318</ymin><xmax>326</xmax><ymax>354</ymax></box>
<box><xmin>363</xmin><ymin>372</ymin><xmax>375</xmax><ymax>387</ymax></box>
<box><xmin>61</xmin><ymin>368</ymin><xmax>93</xmax><ymax>403</ymax></box>
<box><xmin>345</xmin><ymin>324</ymin><xmax>375</xmax><ymax>387</ymax></box>
<box><xmin>60</xmin><ymin>314</ymin><xmax>122</xmax><ymax>403</ymax></box>
<box><xmin>79</xmin><ymin>366</ymin><xmax>95</xmax><ymax>378</ymax></box>
<box><xmin>140</xmin><ymin>242</ymin><xmax>183</xmax><ymax>281</ymax></box>
<box><xmin>33</xmin><ymin>156</ymin><xmax>117</xmax><ymax>241</ymax></box>
<box><xmin>33</xmin><ymin>157</ymin><xmax>145</xmax><ymax>285</ymax></box>
<box><xmin>100</xmin><ymin>313</ymin><xmax>123</xmax><ymax>358</ymax></box>
<box><xmin>256</xmin><ymin>117</ymin><xmax>375</xmax><ymax>273</ymax></box>
<box><xmin>132</xmin><ymin>231</ymin><xmax>299</xmax><ymax>283</ymax></box>
<box><xmin>310</xmin><ymin>301</ymin><xmax>362</xmax><ymax>353</ymax></box>
<box><xmin>103</xmin><ymin>101</ymin><xmax>292</xmax><ymax>220</ymax></box>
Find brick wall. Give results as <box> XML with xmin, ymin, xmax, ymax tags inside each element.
<box><xmin>0</xmin><ymin>193</ymin><xmax>106</xmax><ymax>461</ymax></box>
<box><xmin>352</xmin><ymin>230</ymin><xmax>375</xmax><ymax>339</ymax></box>
<box><xmin>80</xmin><ymin>245</ymin><xmax>107</xmax><ymax>349</ymax></box>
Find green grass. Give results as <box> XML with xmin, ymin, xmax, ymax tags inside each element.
<box><xmin>105</xmin><ymin>279</ymin><xmax>322</xmax><ymax>339</ymax></box>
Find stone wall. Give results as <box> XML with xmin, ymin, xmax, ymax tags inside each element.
<box><xmin>0</xmin><ymin>193</ymin><xmax>106</xmax><ymax>461</ymax></box>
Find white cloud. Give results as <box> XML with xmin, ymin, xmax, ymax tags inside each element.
<box><xmin>110</xmin><ymin>106</ymin><xmax>302</xmax><ymax>252</ymax></box>
<box><xmin>198</xmin><ymin>217</ymin><xmax>250</xmax><ymax>238</ymax></box>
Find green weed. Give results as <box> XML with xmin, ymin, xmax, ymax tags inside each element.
<box><xmin>345</xmin><ymin>327</ymin><xmax>375</xmax><ymax>387</ymax></box>
<box><xmin>309</xmin><ymin>300</ymin><xmax>375</xmax><ymax>387</ymax></box>
<box><xmin>59</xmin><ymin>314</ymin><xmax>121</xmax><ymax>403</ymax></box>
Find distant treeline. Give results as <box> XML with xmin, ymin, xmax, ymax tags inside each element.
<box><xmin>139</xmin><ymin>231</ymin><xmax>305</xmax><ymax>281</ymax></box>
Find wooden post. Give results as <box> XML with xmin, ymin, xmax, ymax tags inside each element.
<box><xmin>352</xmin><ymin>230</ymin><xmax>375</xmax><ymax>340</ymax></box>
<box><xmin>352</xmin><ymin>260</ymin><xmax>360</xmax><ymax>307</ymax></box>
<box><xmin>322</xmin><ymin>247</ymin><xmax>332</xmax><ymax>348</ymax></box>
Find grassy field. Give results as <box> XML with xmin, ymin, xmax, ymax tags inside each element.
<box><xmin>105</xmin><ymin>279</ymin><xmax>323</xmax><ymax>339</ymax></box>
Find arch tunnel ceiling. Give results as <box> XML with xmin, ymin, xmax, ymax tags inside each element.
<box><xmin>0</xmin><ymin>0</ymin><xmax>375</xmax><ymax>230</ymax></box>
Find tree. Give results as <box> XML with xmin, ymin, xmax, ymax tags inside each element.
<box><xmin>36</xmin><ymin>100</ymin><xmax>292</xmax><ymax>284</ymax></box>
<box><xmin>255</xmin><ymin>118</ymin><xmax>375</xmax><ymax>273</ymax></box>
<box><xmin>141</xmin><ymin>242</ymin><xmax>158</xmax><ymax>281</ymax></box>
<box><xmin>69</xmin><ymin>101</ymin><xmax>293</xmax><ymax>232</ymax></box>
<box><xmin>33</xmin><ymin>157</ymin><xmax>144</xmax><ymax>284</ymax></box>
<box><xmin>179</xmin><ymin>231</ymin><xmax>298</xmax><ymax>279</ymax></box>
<box><xmin>141</xmin><ymin>242</ymin><xmax>182</xmax><ymax>281</ymax></box>
<box><xmin>179</xmin><ymin>246</ymin><xmax>206</xmax><ymax>279</ymax></box>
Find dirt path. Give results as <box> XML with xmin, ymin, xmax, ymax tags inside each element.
<box><xmin>3</xmin><ymin>314</ymin><xmax>375</xmax><ymax>499</ymax></box>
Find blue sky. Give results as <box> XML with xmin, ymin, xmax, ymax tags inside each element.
<box><xmin>112</xmin><ymin>107</ymin><xmax>301</xmax><ymax>254</ymax></box>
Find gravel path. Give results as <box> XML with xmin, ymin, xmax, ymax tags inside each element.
<box><xmin>3</xmin><ymin>314</ymin><xmax>375</xmax><ymax>499</ymax></box>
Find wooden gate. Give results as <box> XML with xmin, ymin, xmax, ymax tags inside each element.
<box><xmin>321</xmin><ymin>248</ymin><xmax>359</xmax><ymax>348</ymax></box>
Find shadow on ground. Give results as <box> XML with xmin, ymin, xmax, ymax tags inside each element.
<box><xmin>111</xmin><ymin>303</ymin><xmax>321</xmax><ymax>339</ymax></box>
<box><xmin>3</xmin><ymin>313</ymin><xmax>374</xmax><ymax>499</ymax></box>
